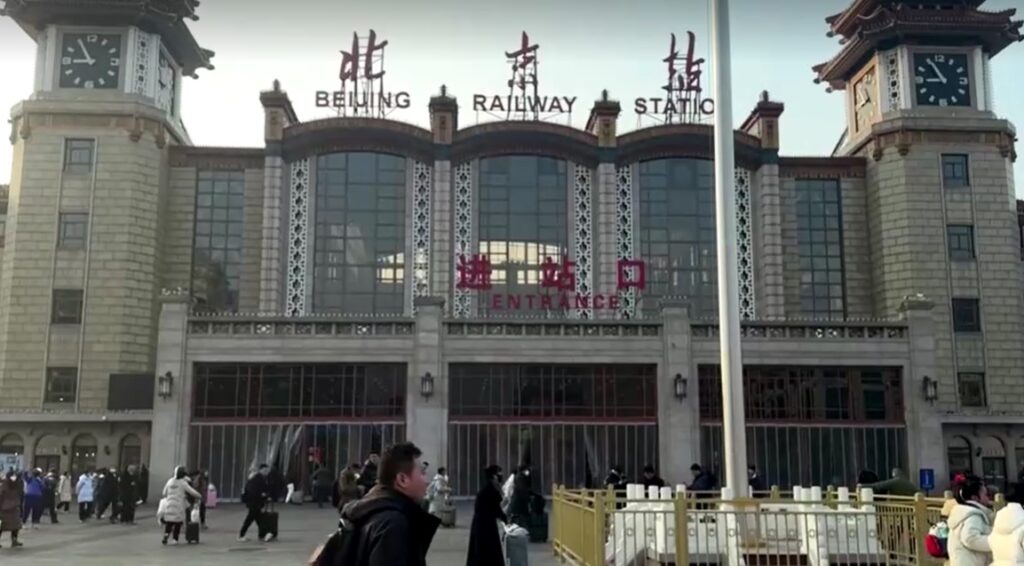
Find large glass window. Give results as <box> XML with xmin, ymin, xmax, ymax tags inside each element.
<box><xmin>795</xmin><ymin>178</ymin><xmax>845</xmax><ymax>319</ymax></box>
<box><xmin>192</xmin><ymin>363</ymin><xmax>406</xmax><ymax>419</ymax></box>
<box><xmin>192</xmin><ymin>171</ymin><xmax>245</xmax><ymax>312</ymax></box>
<box><xmin>638</xmin><ymin>159</ymin><xmax>716</xmax><ymax>316</ymax></box>
<box><xmin>699</xmin><ymin>365</ymin><xmax>904</xmax><ymax>423</ymax></box>
<box><xmin>314</xmin><ymin>153</ymin><xmax>406</xmax><ymax>314</ymax></box>
<box><xmin>477</xmin><ymin>156</ymin><xmax>568</xmax><ymax>314</ymax></box>
<box><xmin>449</xmin><ymin>364</ymin><xmax>657</xmax><ymax>419</ymax></box>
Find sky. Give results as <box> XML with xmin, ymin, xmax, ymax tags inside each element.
<box><xmin>0</xmin><ymin>0</ymin><xmax>1022</xmax><ymax>190</ymax></box>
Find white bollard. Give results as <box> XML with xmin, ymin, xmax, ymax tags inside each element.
<box><xmin>660</xmin><ymin>486</ymin><xmax>673</xmax><ymax>500</ymax></box>
<box><xmin>837</xmin><ymin>487</ymin><xmax>850</xmax><ymax>502</ymax></box>
<box><xmin>675</xmin><ymin>484</ymin><xmax>687</xmax><ymax>494</ymax></box>
<box><xmin>648</xmin><ymin>486</ymin><xmax>660</xmax><ymax>501</ymax></box>
<box><xmin>809</xmin><ymin>486</ymin><xmax>823</xmax><ymax>503</ymax></box>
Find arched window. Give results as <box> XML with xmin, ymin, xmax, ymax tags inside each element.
<box><xmin>313</xmin><ymin>152</ymin><xmax>407</xmax><ymax>314</ymax></box>
<box><xmin>636</xmin><ymin>158</ymin><xmax>717</xmax><ymax>316</ymax></box>
<box><xmin>476</xmin><ymin>155</ymin><xmax>568</xmax><ymax>315</ymax></box>
<box><xmin>0</xmin><ymin>433</ymin><xmax>25</xmax><ymax>472</ymax></box>
<box><xmin>947</xmin><ymin>435</ymin><xmax>973</xmax><ymax>478</ymax></box>
<box><xmin>119</xmin><ymin>434</ymin><xmax>142</xmax><ymax>470</ymax></box>
<box><xmin>71</xmin><ymin>434</ymin><xmax>97</xmax><ymax>476</ymax></box>
<box><xmin>34</xmin><ymin>435</ymin><xmax>63</xmax><ymax>475</ymax></box>
<box><xmin>980</xmin><ymin>435</ymin><xmax>1007</xmax><ymax>491</ymax></box>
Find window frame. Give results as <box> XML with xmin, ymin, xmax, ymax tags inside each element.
<box><xmin>64</xmin><ymin>139</ymin><xmax>95</xmax><ymax>173</ymax></box>
<box><xmin>794</xmin><ymin>178</ymin><xmax>847</xmax><ymax>320</ymax></box>
<box><xmin>58</xmin><ymin>212</ymin><xmax>90</xmax><ymax>250</ymax></box>
<box><xmin>51</xmin><ymin>289</ymin><xmax>84</xmax><ymax>324</ymax></box>
<box><xmin>951</xmin><ymin>297</ymin><xmax>982</xmax><ymax>333</ymax></box>
<box><xmin>191</xmin><ymin>170</ymin><xmax>246</xmax><ymax>312</ymax></box>
<box><xmin>957</xmin><ymin>372</ymin><xmax>987</xmax><ymax>408</ymax></box>
<box><xmin>947</xmin><ymin>224</ymin><xmax>975</xmax><ymax>261</ymax></box>
<box><xmin>44</xmin><ymin>367</ymin><xmax>78</xmax><ymax>404</ymax></box>
<box><xmin>941</xmin><ymin>154</ymin><xmax>970</xmax><ymax>189</ymax></box>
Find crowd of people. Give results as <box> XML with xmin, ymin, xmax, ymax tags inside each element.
<box><xmin>0</xmin><ymin>464</ymin><xmax>151</xmax><ymax>548</ymax></box>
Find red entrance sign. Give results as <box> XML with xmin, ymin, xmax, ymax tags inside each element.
<box><xmin>456</xmin><ymin>255</ymin><xmax>645</xmax><ymax>311</ymax></box>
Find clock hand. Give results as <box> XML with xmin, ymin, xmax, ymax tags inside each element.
<box><xmin>926</xmin><ymin>59</ymin><xmax>947</xmax><ymax>84</ymax></box>
<box><xmin>76</xmin><ymin>39</ymin><xmax>95</xmax><ymax>65</ymax></box>
<box><xmin>925</xmin><ymin>78</ymin><xmax>943</xmax><ymax>83</ymax></box>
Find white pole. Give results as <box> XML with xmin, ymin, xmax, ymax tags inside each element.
<box><xmin>710</xmin><ymin>0</ymin><xmax>748</xmax><ymax>497</ymax></box>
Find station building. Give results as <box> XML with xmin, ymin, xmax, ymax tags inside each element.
<box><xmin>0</xmin><ymin>0</ymin><xmax>1022</xmax><ymax>499</ymax></box>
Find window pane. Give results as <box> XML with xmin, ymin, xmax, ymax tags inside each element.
<box><xmin>313</xmin><ymin>153</ymin><xmax>406</xmax><ymax>315</ymax></box>
<box><xmin>794</xmin><ymin>179</ymin><xmax>845</xmax><ymax>319</ymax></box>
<box><xmin>51</xmin><ymin>289</ymin><xmax>83</xmax><ymax>324</ymax></box>
<box><xmin>638</xmin><ymin>159</ymin><xmax>717</xmax><ymax>316</ymax></box>
<box><xmin>958</xmin><ymin>373</ymin><xmax>987</xmax><ymax>408</ymax></box>
<box><xmin>58</xmin><ymin>212</ymin><xmax>89</xmax><ymax>249</ymax></box>
<box><xmin>192</xmin><ymin>170</ymin><xmax>245</xmax><ymax>312</ymax></box>
<box><xmin>947</xmin><ymin>225</ymin><xmax>975</xmax><ymax>261</ymax></box>
<box><xmin>952</xmin><ymin>298</ymin><xmax>981</xmax><ymax>332</ymax></box>
<box><xmin>64</xmin><ymin>139</ymin><xmax>95</xmax><ymax>172</ymax></box>
<box><xmin>942</xmin><ymin>154</ymin><xmax>969</xmax><ymax>188</ymax></box>
<box><xmin>45</xmin><ymin>367</ymin><xmax>77</xmax><ymax>403</ymax></box>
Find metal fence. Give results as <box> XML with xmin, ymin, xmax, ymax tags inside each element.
<box><xmin>552</xmin><ymin>485</ymin><xmax>949</xmax><ymax>566</ymax></box>
<box><xmin>447</xmin><ymin>422</ymin><xmax>658</xmax><ymax>497</ymax></box>
<box><xmin>189</xmin><ymin>422</ymin><xmax>405</xmax><ymax>500</ymax></box>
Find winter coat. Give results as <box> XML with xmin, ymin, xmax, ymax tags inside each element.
<box><xmin>990</xmin><ymin>502</ymin><xmax>1024</xmax><ymax>566</ymax></box>
<box><xmin>23</xmin><ymin>475</ymin><xmax>44</xmax><ymax>498</ymax></box>
<box><xmin>58</xmin><ymin>475</ymin><xmax>73</xmax><ymax>503</ymax></box>
<box><xmin>242</xmin><ymin>473</ymin><xmax>269</xmax><ymax>509</ymax></box>
<box><xmin>866</xmin><ymin>475</ymin><xmax>918</xmax><ymax>497</ymax></box>
<box><xmin>948</xmin><ymin>501</ymin><xmax>993</xmax><ymax>566</ymax></box>
<box><xmin>334</xmin><ymin>470</ymin><xmax>361</xmax><ymax>510</ymax></box>
<box><xmin>161</xmin><ymin>469</ymin><xmax>201</xmax><ymax>524</ymax></box>
<box><xmin>118</xmin><ymin>471</ymin><xmax>138</xmax><ymax>505</ymax></box>
<box><xmin>0</xmin><ymin>477</ymin><xmax>24</xmax><ymax>532</ymax></box>
<box><xmin>75</xmin><ymin>473</ymin><xmax>95</xmax><ymax>503</ymax></box>
<box><xmin>341</xmin><ymin>485</ymin><xmax>440</xmax><ymax>566</ymax></box>
<box><xmin>42</xmin><ymin>473</ymin><xmax>58</xmax><ymax>505</ymax></box>
<box><xmin>690</xmin><ymin>471</ymin><xmax>717</xmax><ymax>492</ymax></box>
<box><xmin>426</xmin><ymin>474</ymin><xmax>451</xmax><ymax>515</ymax></box>
<box><xmin>641</xmin><ymin>475</ymin><xmax>666</xmax><ymax>491</ymax></box>
<box><xmin>466</xmin><ymin>482</ymin><xmax>507</xmax><ymax>566</ymax></box>
<box><xmin>357</xmin><ymin>462</ymin><xmax>378</xmax><ymax>494</ymax></box>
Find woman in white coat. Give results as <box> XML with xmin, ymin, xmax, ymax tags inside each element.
<box><xmin>159</xmin><ymin>466</ymin><xmax>201</xmax><ymax>545</ymax></box>
<box><xmin>58</xmin><ymin>472</ymin><xmax>73</xmax><ymax>512</ymax></box>
<box><xmin>990</xmin><ymin>502</ymin><xmax>1024</xmax><ymax>566</ymax></box>
<box><xmin>74</xmin><ymin>471</ymin><xmax>95</xmax><ymax>522</ymax></box>
<box><xmin>947</xmin><ymin>474</ymin><xmax>994</xmax><ymax>566</ymax></box>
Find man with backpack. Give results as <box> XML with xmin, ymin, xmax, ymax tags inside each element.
<box><xmin>312</xmin><ymin>442</ymin><xmax>439</xmax><ymax>566</ymax></box>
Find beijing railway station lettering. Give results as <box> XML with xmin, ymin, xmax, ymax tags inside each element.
<box><xmin>456</xmin><ymin>254</ymin><xmax>646</xmax><ymax>311</ymax></box>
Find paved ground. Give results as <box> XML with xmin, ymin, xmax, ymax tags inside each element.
<box><xmin>0</xmin><ymin>502</ymin><xmax>561</xmax><ymax>565</ymax></box>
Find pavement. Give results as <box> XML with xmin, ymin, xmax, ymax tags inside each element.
<box><xmin>0</xmin><ymin>502</ymin><xmax>562</xmax><ymax>565</ymax></box>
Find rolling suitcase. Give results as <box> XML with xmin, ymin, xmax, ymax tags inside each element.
<box><xmin>186</xmin><ymin>507</ymin><xmax>200</xmax><ymax>544</ymax></box>
<box><xmin>185</xmin><ymin>520</ymin><xmax>200</xmax><ymax>544</ymax></box>
<box><xmin>503</xmin><ymin>523</ymin><xmax>529</xmax><ymax>566</ymax></box>
<box><xmin>258</xmin><ymin>503</ymin><xmax>279</xmax><ymax>541</ymax></box>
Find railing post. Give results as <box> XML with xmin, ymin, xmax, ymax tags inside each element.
<box><xmin>913</xmin><ymin>492</ymin><xmax>929</xmax><ymax>563</ymax></box>
<box><xmin>674</xmin><ymin>490</ymin><xmax>688</xmax><ymax>565</ymax></box>
<box><xmin>593</xmin><ymin>490</ymin><xmax>606</xmax><ymax>566</ymax></box>
<box><xmin>552</xmin><ymin>484</ymin><xmax>559</xmax><ymax>558</ymax></box>
<box><xmin>770</xmin><ymin>484</ymin><xmax>780</xmax><ymax>501</ymax></box>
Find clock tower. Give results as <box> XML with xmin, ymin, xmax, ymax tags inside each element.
<box><xmin>0</xmin><ymin>0</ymin><xmax>212</xmax><ymax>456</ymax></box>
<box><xmin>816</xmin><ymin>1</ymin><xmax>1023</xmax><ymax>413</ymax></box>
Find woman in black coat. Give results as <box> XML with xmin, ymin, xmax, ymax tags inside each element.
<box><xmin>466</xmin><ymin>465</ymin><xmax>507</xmax><ymax>566</ymax></box>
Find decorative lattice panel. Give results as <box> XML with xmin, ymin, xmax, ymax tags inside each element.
<box><xmin>615</xmin><ymin>165</ymin><xmax>636</xmax><ymax>318</ymax></box>
<box><xmin>133</xmin><ymin>31</ymin><xmax>152</xmax><ymax>96</ymax></box>
<box><xmin>286</xmin><ymin>158</ymin><xmax>310</xmax><ymax>316</ymax></box>
<box><xmin>452</xmin><ymin>162</ymin><xmax>473</xmax><ymax>318</ymax></box>
<box><xmin>573</xmin><ymin>165</ymin><xmax>594</xmax><ymax>319</ymax></box>
<box><xmin>411</xmin><ymin>161</ymin><xmax>433</xmax><ymax>310</ymax></box>
<box><xmin>735</xmin><ymin>168</ymin><xmax>755</xmax><ymax>320</ymax></box>
<box><xmin>885</xmin><ymin>49</ymin><xmax>902</xmax><ymax>112</ymax></box>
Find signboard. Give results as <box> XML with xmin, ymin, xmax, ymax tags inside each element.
<box><xmin>0</xmin><ymin>453</ymin><xmax>24</xmax><ymax>473</ymax></box>
<box><xmin>456</xmin><ymin>254</ymin><xmax>645</xmax><ymax>311</ymax></box>
<box><xmin>315</xmin><ymin>30</ymin><xmax>411</xmax><ymax>116</ymax></box>
<box><xmin>636</xmin><ymin>31</ymin><xmax>714</xmax><ymax>122</ymax></box>
<box><xmin>919</xmin><ymin>468</ymin><xmax>935</xmax><ymax>492</ymax></box>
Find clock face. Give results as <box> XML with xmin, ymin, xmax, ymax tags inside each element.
<box><xmin>156</xmin><ymin>51</ymin><xmax>177</xmax><ymax>115</ymax></box>
<box><xmin>853</xmin><ymin>67</ymin><xmax>877</xmax><ymax>132</ymax></box>
<box><xmin>59</xmin><ymin>33</ymin><xmax>122</xmax><ymax>89</ymax></box>
<box><xmin>914</xmin><ymin>53</ymin><xmax>971</xmax><ymax>107</ymax></box>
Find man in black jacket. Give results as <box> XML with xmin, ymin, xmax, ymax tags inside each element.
<box><xmin>238</xmin><ymin>464</ymin><xmax>270</xmax><ymax>542</ymax></box>
<box><xmin>357</xmin><ymin>453</ymin><xmax>380</xmax><ymax>496</ymax></box>
<box><xmin>340</xmin><ymin>442</ymin><xmax>439</xmax><ymax>566</ymax></box>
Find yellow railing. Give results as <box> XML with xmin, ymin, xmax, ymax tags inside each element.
<box><xmin>551</xmin><ymin>485</ymin><xmax>955</xmax><ymax>566</ymax></box>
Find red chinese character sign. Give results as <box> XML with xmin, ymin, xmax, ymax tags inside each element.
<box><xmin>455</xmin><ymin>254</ymin><xmax>645</xmax><ymax>312</ymax></box>
<box><xmin>315</xmin><ymin>29</ymin><xmax>412</xmax><ymax>117</ymax></box>
<box><xmin>634</xmin><ymin>31</ymin><xmax>715</xmax><ymax>124</ymax></box>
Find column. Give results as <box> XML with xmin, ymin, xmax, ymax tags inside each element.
<box><xmin>258</xmin><ymin>82</ymin><xmax>299</xmax><ymax>312</ymax></box>
<box><xmin>900</xmin><ymin>295</ymin><xmax>947</xmax><ymax>488</ymax></box>
<box><xmin>587</xmin><ymin>92</ymin><xmax>621</xmax><ymax>319</ymax></box>
<box><xmin>408</xmin><ymin>296</ymin><xmax>447</xmax><ymax>468</ymax></box>
<box><xmin>659</xmin><ymin>299</ymin><xmax>698</xmax><ymax>484</ymax></box>
<box><xmin>149</xmin><ymin>296</ymin><xmax>190</xmax><ymax>503</ymax></box>
<box><xmin>429</xmin><ymin>88</ymin><xmax>457</xmax><ymax>311</ymax></box>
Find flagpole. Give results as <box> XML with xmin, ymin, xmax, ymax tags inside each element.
<box><xmin>710</xmin><ymin>0</ymin><xmax>748</xmax><ymax>498</ymax></box>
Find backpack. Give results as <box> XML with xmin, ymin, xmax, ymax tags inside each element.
<box><xmin>312</xmin><ymin>517</ymin><xmax>360</xmax><ymax>566</ymax></box>
<box><xmin>925</xmin><ymin>520</ymin><xmax>949</xmax><ymax>559</ymax></box>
